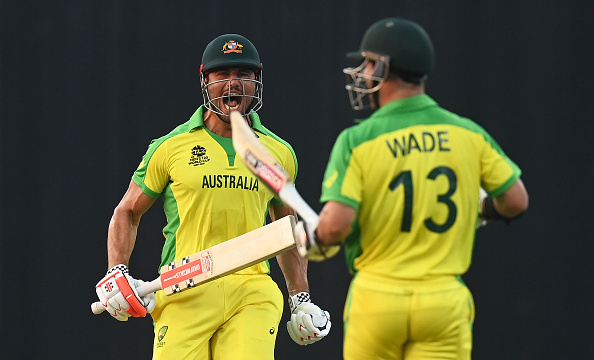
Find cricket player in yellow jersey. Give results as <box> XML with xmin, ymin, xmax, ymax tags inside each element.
<box><xmin>298</xmin><ymin>18</ymin><xmax>529</xmax><ymax>359</ymax></box>
<box><xmin>94</xmin><ymin>34</ymin><xmax>331</xmax><ymax>359</ymax></box>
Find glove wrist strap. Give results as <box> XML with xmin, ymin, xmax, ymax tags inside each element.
<box><xmin>106</xmin><ymin>264</ymin><xmax>129</xmax><ymax>275</ymax></box>
<box><xmin>482</xmin><ymin>198</ymin><xmax>523</xmax><ymax>223</ymax></box>
<box><xmin>288</xmin><ymin>292</ymin><xmax>311</xmax><ymax>313</ymax></box>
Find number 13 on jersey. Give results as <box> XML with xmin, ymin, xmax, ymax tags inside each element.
<box><xmin>389</xmin><ymin>166</ymin><xmax>457</xmax><ymax>233</ymax></box>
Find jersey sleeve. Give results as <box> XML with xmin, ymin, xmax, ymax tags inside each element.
<box><xmin>479</xmin><ymin>131</ymin><xmax>522</xmax><ymax>197</ymax></box>
<box><xmin>320</xmin><ymin>128</ymin><xmax>361</xmax><ymax>210</ymax></box>
<box><xmin>132</xmin><ymin>138</ymin><xmax>171</xmax><ymax>199</ymax></box>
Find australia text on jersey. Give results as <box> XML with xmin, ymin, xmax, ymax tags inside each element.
<box><xmin>202</xmin><ymin>174</ymin><xmax>259</xmax><ymax>191</ymax></box>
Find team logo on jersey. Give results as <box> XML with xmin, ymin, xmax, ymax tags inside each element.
<box><xmin>222</xmin><ymin>40</ymin><xmax>243</xmax><ymax>54</ymax></box>
<box><xmin>156</xmin><ymin>326</ymin><xmax>168</xmax><ymax>348</ymax></box>
<box><xmin>189</xmin><ymin>145</ymin><xmax>210</xmax><ymax>166</ymax></box>
<box><xmin>158</xmin><ymin>326</ymin><xmax>168</xmax><ymax>342</ymax></box>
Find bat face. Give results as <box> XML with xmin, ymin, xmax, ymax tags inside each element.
<box><xmin>159</xmin><ymin>214</ymin><xmax>298</xmax><ymax>296</ymax></box>
<box><xmin>230</xmin><ymin>111</ymin><xmax>290</xmax><ymax>194</ymax></box>
<box><xmin>244</xmin><ymin>149</ymin><xmax>288</xmax><ymax>194</ymax></box>
<box><xmin>92</xmin><ymin>215</ymin><xmax>297</xmax><ymax>315</ymax></box>
<box><xmin>160</xmin><ymin>251</ymin><xmax>214</xmax><ymax>295</ymax></box>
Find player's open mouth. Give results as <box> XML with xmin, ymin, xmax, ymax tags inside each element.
<box><xmin>223</xmin><ymin>95</ymin><xmax>242</xmax><ymax>111</ymax></box>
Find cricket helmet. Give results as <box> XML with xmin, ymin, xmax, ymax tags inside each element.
<box><xmin>200</xmin><ymin>34</ymin><xmax>263</xmax><ymax>117</ymax></box>
<box><xmin>344</xmin><ymin>17</ymin><xmax>435</xmax><ymax>110</ymax></box>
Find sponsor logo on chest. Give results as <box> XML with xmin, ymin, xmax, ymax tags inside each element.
<box><xmin>189</xmin><ymin>144</ymin><xmax>211</xmax><ymax>166</ymax></box>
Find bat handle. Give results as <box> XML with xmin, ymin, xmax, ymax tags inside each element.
<box><xmin>278</xmin><ymin>185</ymin><xmax>319</xmax><ymax>224</ymax></box>
<box><xmin>90</xmin><ymin>278</ymin><xmax>162</xmax><ymax>315</ymax></box>
<box><xmin>91</xmin><ymin>300</ymin><xmax>106</xmax><ymax>315</ymax></box>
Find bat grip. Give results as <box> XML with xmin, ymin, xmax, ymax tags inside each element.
<box><xmin>90</xmin><ymin>278</ymin><xmax>162</xmax><ymax>315</ymax></box>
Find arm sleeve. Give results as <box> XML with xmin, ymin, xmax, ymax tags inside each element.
<box><xmin>132</xmin><ymin>138</ymin><xmax>171</xmax><ymax>199</ymax></box>
<box><xmin>479</xmin><ymin>132</ymin><xmax>522</xmax><ymax>197</ymax></box>
<box><xmin>320</xmin><ymin>129</ymin><xmax>361</xmax><ymax>210</ymax></box>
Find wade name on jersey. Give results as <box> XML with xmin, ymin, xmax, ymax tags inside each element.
<box><xmin>386</xmin><ymin>130</ymin><xmax>450</xmax><ymax>158</ymax></box>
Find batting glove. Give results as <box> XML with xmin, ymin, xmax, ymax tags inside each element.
<box><xmin>95</xmin><ymin>264</ymin><xmax>156</xmax><ymax>321</ymax></box>
<box><xmin>295</xmin><ymin>218</ymin><xmax>340</xmax><ymax>262</ymax></box>
<box><xmin>477</xmin><ymin>187</ymin><xmax>488</xmax><ymax>228</ymax></box>
<box><xmin>286</xmin><ymin>292</ymin><xmax>331</xmax><ymax>345</ymax></box>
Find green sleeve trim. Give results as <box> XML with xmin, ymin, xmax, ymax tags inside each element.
<box><xmin>132</xmin><ymin>174</ymin><xmax>161</xmax><ymax>199</ymax></box>
<box><xmin>489</xmin><ymin>168</ymin><xmax>522</xmax><ymax>198</ymax></box>
<box><xmin>320</xmin><ymin>193</ymin><xmax>360</xmax><ymax>211</ymax></box>
<box><xmin>270</xmin><ymin>197</ymin><xmax>284</xmax><ymax>206</ymax></box>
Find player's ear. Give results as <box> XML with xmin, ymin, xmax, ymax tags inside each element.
<box><xmin>200</xmin><ymin>64</ymin><xmax>210</xmax><ymax>87</ymax></box>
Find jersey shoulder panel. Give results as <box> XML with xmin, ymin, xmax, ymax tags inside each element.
<box><xmin>320</xmin><ymin>125</ymin><xmax>363</xmax><ymax>209</ymax></box>
<box><xmin>132</xmin><ymin>121</ymin><xmax>193</xmax><ymax>198</ymax></box>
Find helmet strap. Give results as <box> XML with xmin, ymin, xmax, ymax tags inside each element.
<box><xmin>369</xmin><ymin>90</ymin><xmax>380</xmax><ymax>110</ymax></box>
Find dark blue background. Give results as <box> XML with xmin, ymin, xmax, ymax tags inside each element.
<box><xmin>1</xmin><ymin>1</ymin><xmax>592</xmax><ymax>358</ymax></box>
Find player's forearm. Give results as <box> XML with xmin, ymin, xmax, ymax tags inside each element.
<box><xmin>276</xmin><ymin>247</ymin><xmax>309</xmax><ymax>296</ymax></box>
<box><xmin>106</xmin><ymin>206</ymin><xmax>140</xmax><ymax>268</ymax></box>
<box><xmin>105</xmin><ymin>182</ymin><xmax>154</xmax><ymax>268</ymax></box>
<box><xmin>316</xmin><ymin>201</ymin><xmax>356</xmax><ymax>246</ymax></box>
<box><xmin>316</xmin><ymin>222</ymin><xmax>350</xmax><ymax>246</ymax></box>
<box><xmin>270</xmin><ymin>204</ymin><xmax>310</xmax><ymax>294</ymax></box>
<box><xmin>491</xmin><ymin>180</ymin><xmax>529</xmax><ymax>218</ymax></box>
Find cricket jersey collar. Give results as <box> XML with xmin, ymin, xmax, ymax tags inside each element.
<box><xmin>189</xmin><ymin>105</ymin><xmax>266</xmax><ymax>132</ymax></box>
<box><xmin>365</xmin><ymin>94</ymin><xmax>438</xmax><ymax>121</ymax></box>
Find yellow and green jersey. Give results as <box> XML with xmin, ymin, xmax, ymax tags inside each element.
<box><xmin>321</xmin><ymin>94</ymin><xmax>521</xmax><ymax>279</ymax></box>
<box><xmin>133</xmin><ymin>106</ymin><xmax>297</xmax><ymax>275</ymax></box>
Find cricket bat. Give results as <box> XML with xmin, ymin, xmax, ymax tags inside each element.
<box><xmin>91</xmin><ymin>215</ymin><xmax>297</xmax><ymax>315</ymax></box>
<box><xmin>230</xmin><ymin>111</ymin><xmax>340</xmax><ymax>261</ymax></box>
<box><xmin>229</xmin><ymin>111</ymin><xmax>318</xmax><ymax>225</ymax></box>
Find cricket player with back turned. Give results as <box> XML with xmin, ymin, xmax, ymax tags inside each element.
<box><xmin>298</xmin><ymin>17</ymin><xmax>529</xmax><ymax>359</ymax></box>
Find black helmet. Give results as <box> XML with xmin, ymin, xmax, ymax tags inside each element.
<box><xmin>200</xmin><ymin>34</ymin><xmax>263</xmax><ymax>117</ymax></box>
<box><xmin>201</xmin><ymin>34</ymin><xmax>262</xmax><ymax>73</ymax></box>
<box><xmin>347</xmin><ymin>17</ymin><xmax>434</xmax><ymax>76</ymax></box>
<box><xmin>344</xmin><ymin>18</ymin><xmax>434</xmax><ymax>110</ymax></box>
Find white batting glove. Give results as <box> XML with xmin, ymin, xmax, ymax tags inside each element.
<box><xmin>286</xmin><ymin>292</ymin><xmax>331</xmax><ymax>345</ymax></box>
<box><xmin>477</xmin><ymin>187</ymin><xmax>488</xmax><ymax>228</ymax></box>
<box><xmin>95</xmin><ymin>264</ymin><xmax>156</xmax><ymax>321</ymax></box>
<box><xmin>295</xmin><ymin>219</ymin><xmax>340</xmax><ymax>262</ymax></box>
